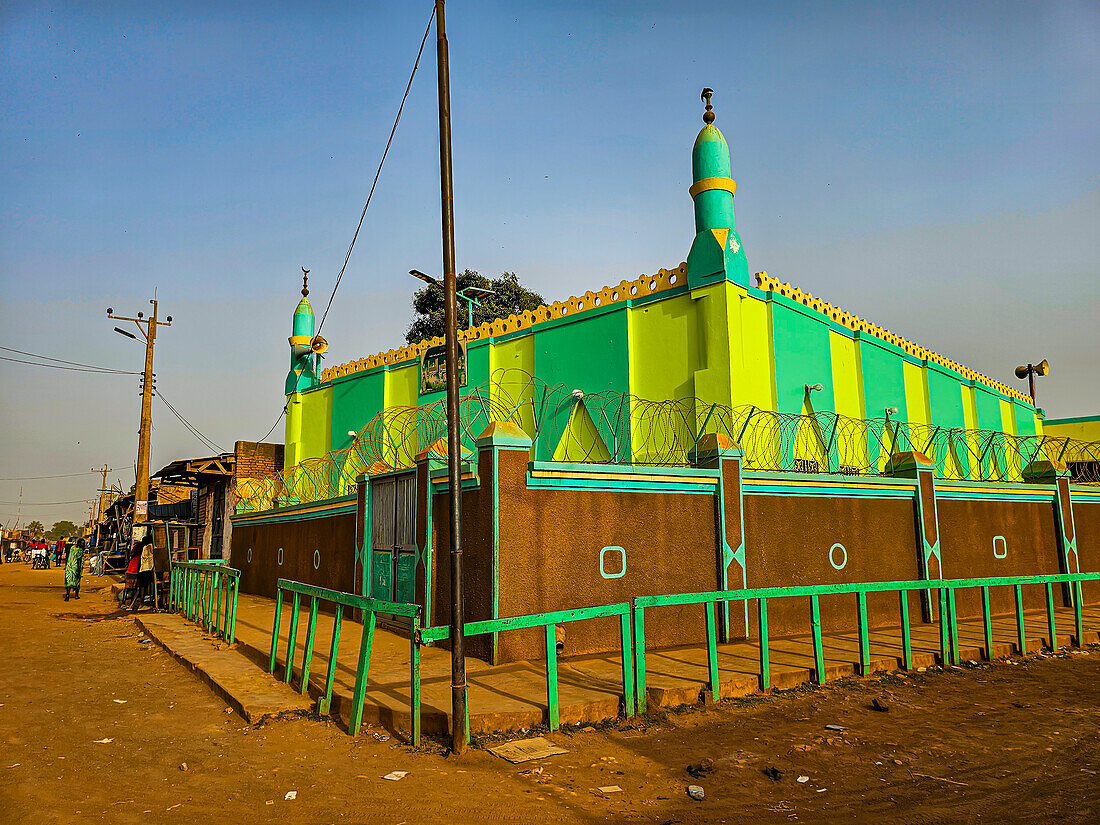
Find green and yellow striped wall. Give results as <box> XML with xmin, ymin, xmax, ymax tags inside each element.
<box><xmin>281</xmin><ymin>107</ymin><xmax>1040</xmax><ymax>482</ymax></box>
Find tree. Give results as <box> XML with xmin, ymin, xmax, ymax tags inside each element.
<box><xmin>26</xmin><ymin>520</ymin><xmax>44</xmax><ymax>538</ymax></box>
<box><xmin>405</xmin><ymin>271</ymin><xmax>547</xmax><ymax>345</ymax></box>
<box><xmin>47</xmin><ymin>520</ymin><xmax>78</xmax><ymax>540</ymax></box>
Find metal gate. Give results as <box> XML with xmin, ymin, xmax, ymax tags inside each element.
<box><xmin>369</xmin><ymin>472</ymin><xmax>417</xmax><ymax>604</ymax></box>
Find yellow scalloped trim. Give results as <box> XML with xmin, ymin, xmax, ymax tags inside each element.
<box><xmin>753</xmin><ymin>272</ymin><xmax>1031</xmax><ymax>403</ymax></box>
<box><xmin>319</xmin><ymin>264</ymin><xmax>688</xmax><ymax>382</ymax></box>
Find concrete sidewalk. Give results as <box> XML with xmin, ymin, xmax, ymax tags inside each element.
<box><xmin>143</xmin><ymin>589</ymin><xmax>1100</xmax><ymax>741</ymax></box>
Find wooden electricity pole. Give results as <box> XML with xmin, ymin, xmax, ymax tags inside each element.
<box><xmin>107</xmin><ymin>299</ymin><xmax>171</xmax><ymax>523</ymax></box>
<box><xmin>92</xmin><ymin>464</ymin><xmax>110</xmax><ymax>529</ymax></box>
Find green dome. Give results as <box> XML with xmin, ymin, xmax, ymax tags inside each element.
<box><xmin>692</xmin><ymin>124</ymin><xmax>732</xmax><ymax>182</ymax></box>
<box><xmin>292</xmin><ymin>295</ymin><xmax>315</xmax><ymax>339</ymax></box>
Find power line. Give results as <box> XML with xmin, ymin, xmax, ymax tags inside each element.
<box><xmin>316</xmin><ymin>4</ymin><xmax>436</xmax><ymax>335</ymax></box>
<box><xmin>0</xmin><ymin>345</ymin><xmax>140</xmax><ymax>374</ymax></box>
<box><xmin>0</xmin><ymin>355</ymin><xmax>140</xmax><ymax>375</ymax></box>
<box><xmin>0</xmin><ymin>469</ymin><xmax>116</xmax><ymax>481</ymax></box>
<box><xmin>0</xmin><ymin>498</ymin><xmax>94</xmax><ymax>506</ymax></box>
<box><xmin>255</xmin><ymin>406</ymin><xmax>287</xmax><ymax>443</ymax></box>
<box><xmin>154</xmin><ymin>390</ymin><xmax>225</xmax><ymax>454</ymax></box>
<box><xmin>156</xmin><ymin>391</ymin><xmax>222</xmax><ymax>453</ymax></box>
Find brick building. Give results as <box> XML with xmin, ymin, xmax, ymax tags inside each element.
<box><xmin>155</xmin><ymin>441</ymin><xmax>283</xmax><ymax>559</ymax></box>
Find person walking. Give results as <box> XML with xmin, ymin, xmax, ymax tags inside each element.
<box><xmin>64</xmin><ymin>538</ymin><xmax>86</xmax><ymax>601</ymax></box>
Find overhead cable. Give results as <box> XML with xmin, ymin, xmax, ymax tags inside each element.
<box><xmin>316</xmin><ymin>4</ymin><xmax>436</xmax><ymax>335</ymax></box>
<box><xmin>154</xmin><ymin>390</ymin><xmax>225</xmax><ymax>454</ymax></box>
<box><xmin>0</xmin><ymin>469</ymin><xmax>116</xmax><ymax>481</ymax></box>
<box><xmin>0</xmin><ymin>498</ymin><xmax>94</xmax><ymax>506</ymax></box>
<box><xmin>0</xmin><ymin>354</ymin><xmax>139</xmax><ymax>375</ymax></box>
<box><xmin>255</xmin><ymin>406</ymin><xmax>287</xmax><ymax>444</ymax></box>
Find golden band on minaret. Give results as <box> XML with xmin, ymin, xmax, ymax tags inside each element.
<box><xmin>689</xmin><ymin>176</ymin><xmax>737</xmax><ymax>198</ymax></box>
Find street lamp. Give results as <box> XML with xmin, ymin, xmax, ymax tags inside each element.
<box><xmin>409</xmin><ymin>270</ymin><xmax>496</xmax><ymax>329</ymax></box>
<box><xmin>1014</xmin><ymin>359</ymin><xmax>1049</xmax><ymax>405</ymax></box>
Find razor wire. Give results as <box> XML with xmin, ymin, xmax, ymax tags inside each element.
<box><xmin>234</xmin><ymin>368</ymin><xmax>1100</xmax><ymax>512</ymax></box>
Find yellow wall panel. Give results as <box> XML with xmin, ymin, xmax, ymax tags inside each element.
<box><xmin>960</xmin><ymin>385</ymin><xmax>979</xmax><ymax>479</ymax></box>
<box><xmin>628</xmin><ymin>292</ymin><xmax>701</xmax><ymax>462</ymax></box>
<box><xmin>902</xmin><ymin>361</ymin><xmax>931</xmax><ymax>428</ymax></box>
<box><xmin>1000</xmin><ymin>398</ymin><xmax>1021</xmax><ymax>481</ymax></box>
<box><xmin>298</xmin><ymin>386</ymin><xmax>332</xmax><ymax>462</ymax></box>
<box><xmin>725</xmin><ymin>283</ymin><xmax>775</xmax><ymax>410</ymax></box>
<box><xmin>491</xmin><ymin>334</ymin><xmax>537</xmax><ymax>437</ymax></box>
<box><xmin>829</xmin><ymin>330</ymin><xmax>864</xmax><ymax>420</ymax></box>
<box><xmin>384</xmin><ymin>363</ymin><xmax>419</xmax><ymax>409</ymax></box>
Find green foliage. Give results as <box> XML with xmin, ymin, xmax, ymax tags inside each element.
<box><xmin>47</xmin><ymin>520</ymin><xmax>78</xmax><ymax>540</ymax></box>
<box><xmin>405</xmin><ymin>271</ymin><xmax>546</xmax><ymax>345</ymax></box>
<box><xmin>26</xmin><ymin>520</ymin><xmax>44</xmax><ymax>537</ymax></box>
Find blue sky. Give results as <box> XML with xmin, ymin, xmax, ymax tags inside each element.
<box><xmin>1</xmin><ymin>1</ymin><xmax>1097</xmax><ymax>524</ymax></box>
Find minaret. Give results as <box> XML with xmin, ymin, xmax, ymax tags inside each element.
<box><xmin>285</xmin><ymin>269</ymin><xmax>319</xmax><ymax>395</ymax></box>
<box><xmin>686</xmin><ymin>89</ymin><xmax>750</xmax><ymax>288</ymax></box>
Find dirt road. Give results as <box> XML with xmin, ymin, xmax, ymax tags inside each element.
<box><xmin>2</xmin><ymin>563</ymin><xmax>1098</xmax><ymax>824</ymax></box>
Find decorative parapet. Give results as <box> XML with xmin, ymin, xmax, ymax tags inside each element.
<box><xmin>319</xmin><ymin>264</ymin><xmax>688</xmax><ymax>383</ymax></box>
<box><xmin>753</xmin><ymin>272</ymin><xmax>1031</xmax><ymax>403</ymax></box>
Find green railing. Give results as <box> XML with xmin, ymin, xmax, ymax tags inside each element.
<box><xmin>169</xmin><ymin>560</ymin><xmax>241</xmax><ymax>644</ymax></box>
<box><xmin>269</xmin><ymin>579</ymin><xmax>423</xmax><ymax>743</ymax></box>
<box><xmin>632</xmin><ymin>571</ymin><xmax>1100</xmax><ymax>714</ymax></box>
<box><xmin>265</xmin><ymin>571</ymin><xmax>1096</xmax><ymax>744</ymax></box>
<box><xmin>419</xmin><ymin>603</ymin><xmax>635</xmax><ymax>732</ymax></box>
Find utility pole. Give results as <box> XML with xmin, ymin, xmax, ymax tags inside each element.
<box><xmin>435</xmin><ymin>0</ymin><xmax>468</xmax><ymax>754</ymax></box>
<box><xmin>107</xmin><ymin>299</ymin><xmax>172</xmax><ymax>524</ymax></box>
<box><xmin>91</xmin><ymin>464</ymin><xmax>110</xmax><ymax>538</ymax></box>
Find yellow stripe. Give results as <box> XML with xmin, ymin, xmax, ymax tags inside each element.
<box><xmin>747</xmin><ymin>478</ymin><xmax>913</xmax><ymax>492</ymax></box>
<box><xmin>531</xmin><ymin>470</ymin><xmax>715</xmax><ymax>485</ymax></box>
<box><xmin>939</xmin><ymin>486</ymin><xmax>1048</xmax><ymax>496</ymax></box>
<box><xmin>689</xmin><ymin>176</ymin><xmax>737</xmax><ymax>198</ymax></box>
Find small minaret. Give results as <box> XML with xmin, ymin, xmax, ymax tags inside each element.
<box><xmin>686</xmin><ymin>89</ymin><xmax>750</xmax><ymax>288</ymax></box>
<box><xmin>285</xmin><ymin>269</ymin><xmax>319</xmax><ymax>395</ymax></box>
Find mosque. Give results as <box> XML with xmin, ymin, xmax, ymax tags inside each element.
<box><xmin>229</xmin><ymin>93</ymin><xmax>1097</xmax><ymax>664</ymax></box>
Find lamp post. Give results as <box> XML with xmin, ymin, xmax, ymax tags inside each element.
<box><xmin>432</xmin><ymin>0</ymin><xmax>468</xmax><ymax>755</ymax></box>
<box><xmin>409</xmin><ymin>270</ymin><xmax>495</xmax><ymax>329</ymax></box>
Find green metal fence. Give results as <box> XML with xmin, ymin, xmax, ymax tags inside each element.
<box><xmin>169</xmin><ymin>560</ymin><xmax>241</xmax><ymax>644</ymax></box>
<box><xmin>265</xmin><ymin>570</ymin><xmax>1097</xmax><ymax>744</ymax></box>
<box><xmin>632</xmin><ymin>571</ymin><xmax>1100</xmax><ymax>714</ymax></box>
<box><xmin>419</xmin><ymin>603</ymin><xmax>636</xmax><ymax>733</ymax></box>
<box><xmin>269</xmin><ymin>579</ymin><xmax>423</xmax><ymax>743</ymax></box>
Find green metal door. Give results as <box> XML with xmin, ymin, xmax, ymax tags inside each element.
<box><xmin>369</xmin><ymin>472</ymin><xmax>417</xmax><ymax>605</ymax></box>
<box><xmin>394</xmin><ymin>473</ymin><xmax>417</xmax><ymax>604</ymax></box>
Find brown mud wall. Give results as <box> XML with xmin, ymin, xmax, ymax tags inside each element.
<box><xmin>493</xmin><ymin>450</ymin><xmax>726</xmax><ymax>663</ymax></box>
<box><xmin>741</xmin><ymin>494</ymin><xmax>925</xmax><ymax>640</ymax></box>
<box><xmin>423</xmin><ymin>454</ymin><xmax>495</xmax><ymax>662</ymax></box>
<box><xmin>936</xmin><ymin>499</ymin><xmax>1061</xmax><ymax>619</ymax></box>
<box><xmin>1072</xmin><ymin>500</ymin><xmax>1100</xmax><ymax>604</ymax></box>
<box><xmin>230</xmin><ymin>512</ymin><xmax>357</xmax><ymax>601</ymax></box>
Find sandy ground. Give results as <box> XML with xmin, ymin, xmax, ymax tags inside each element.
<box><xmin>1</xmin><ymin>562</ymin><xmax>1099</xmax><ymax>825</ymax></box>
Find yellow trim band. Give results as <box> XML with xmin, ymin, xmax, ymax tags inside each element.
<box><xmin>689</xmin><ymin>176</ymin><xmax>737</xmax><ymax>198</ymax></box>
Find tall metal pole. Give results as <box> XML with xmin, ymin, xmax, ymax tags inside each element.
<box><xmin>435</xmin><ymin>0</ymin><xmax>468</xmax><ymax>754</ymax></box>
